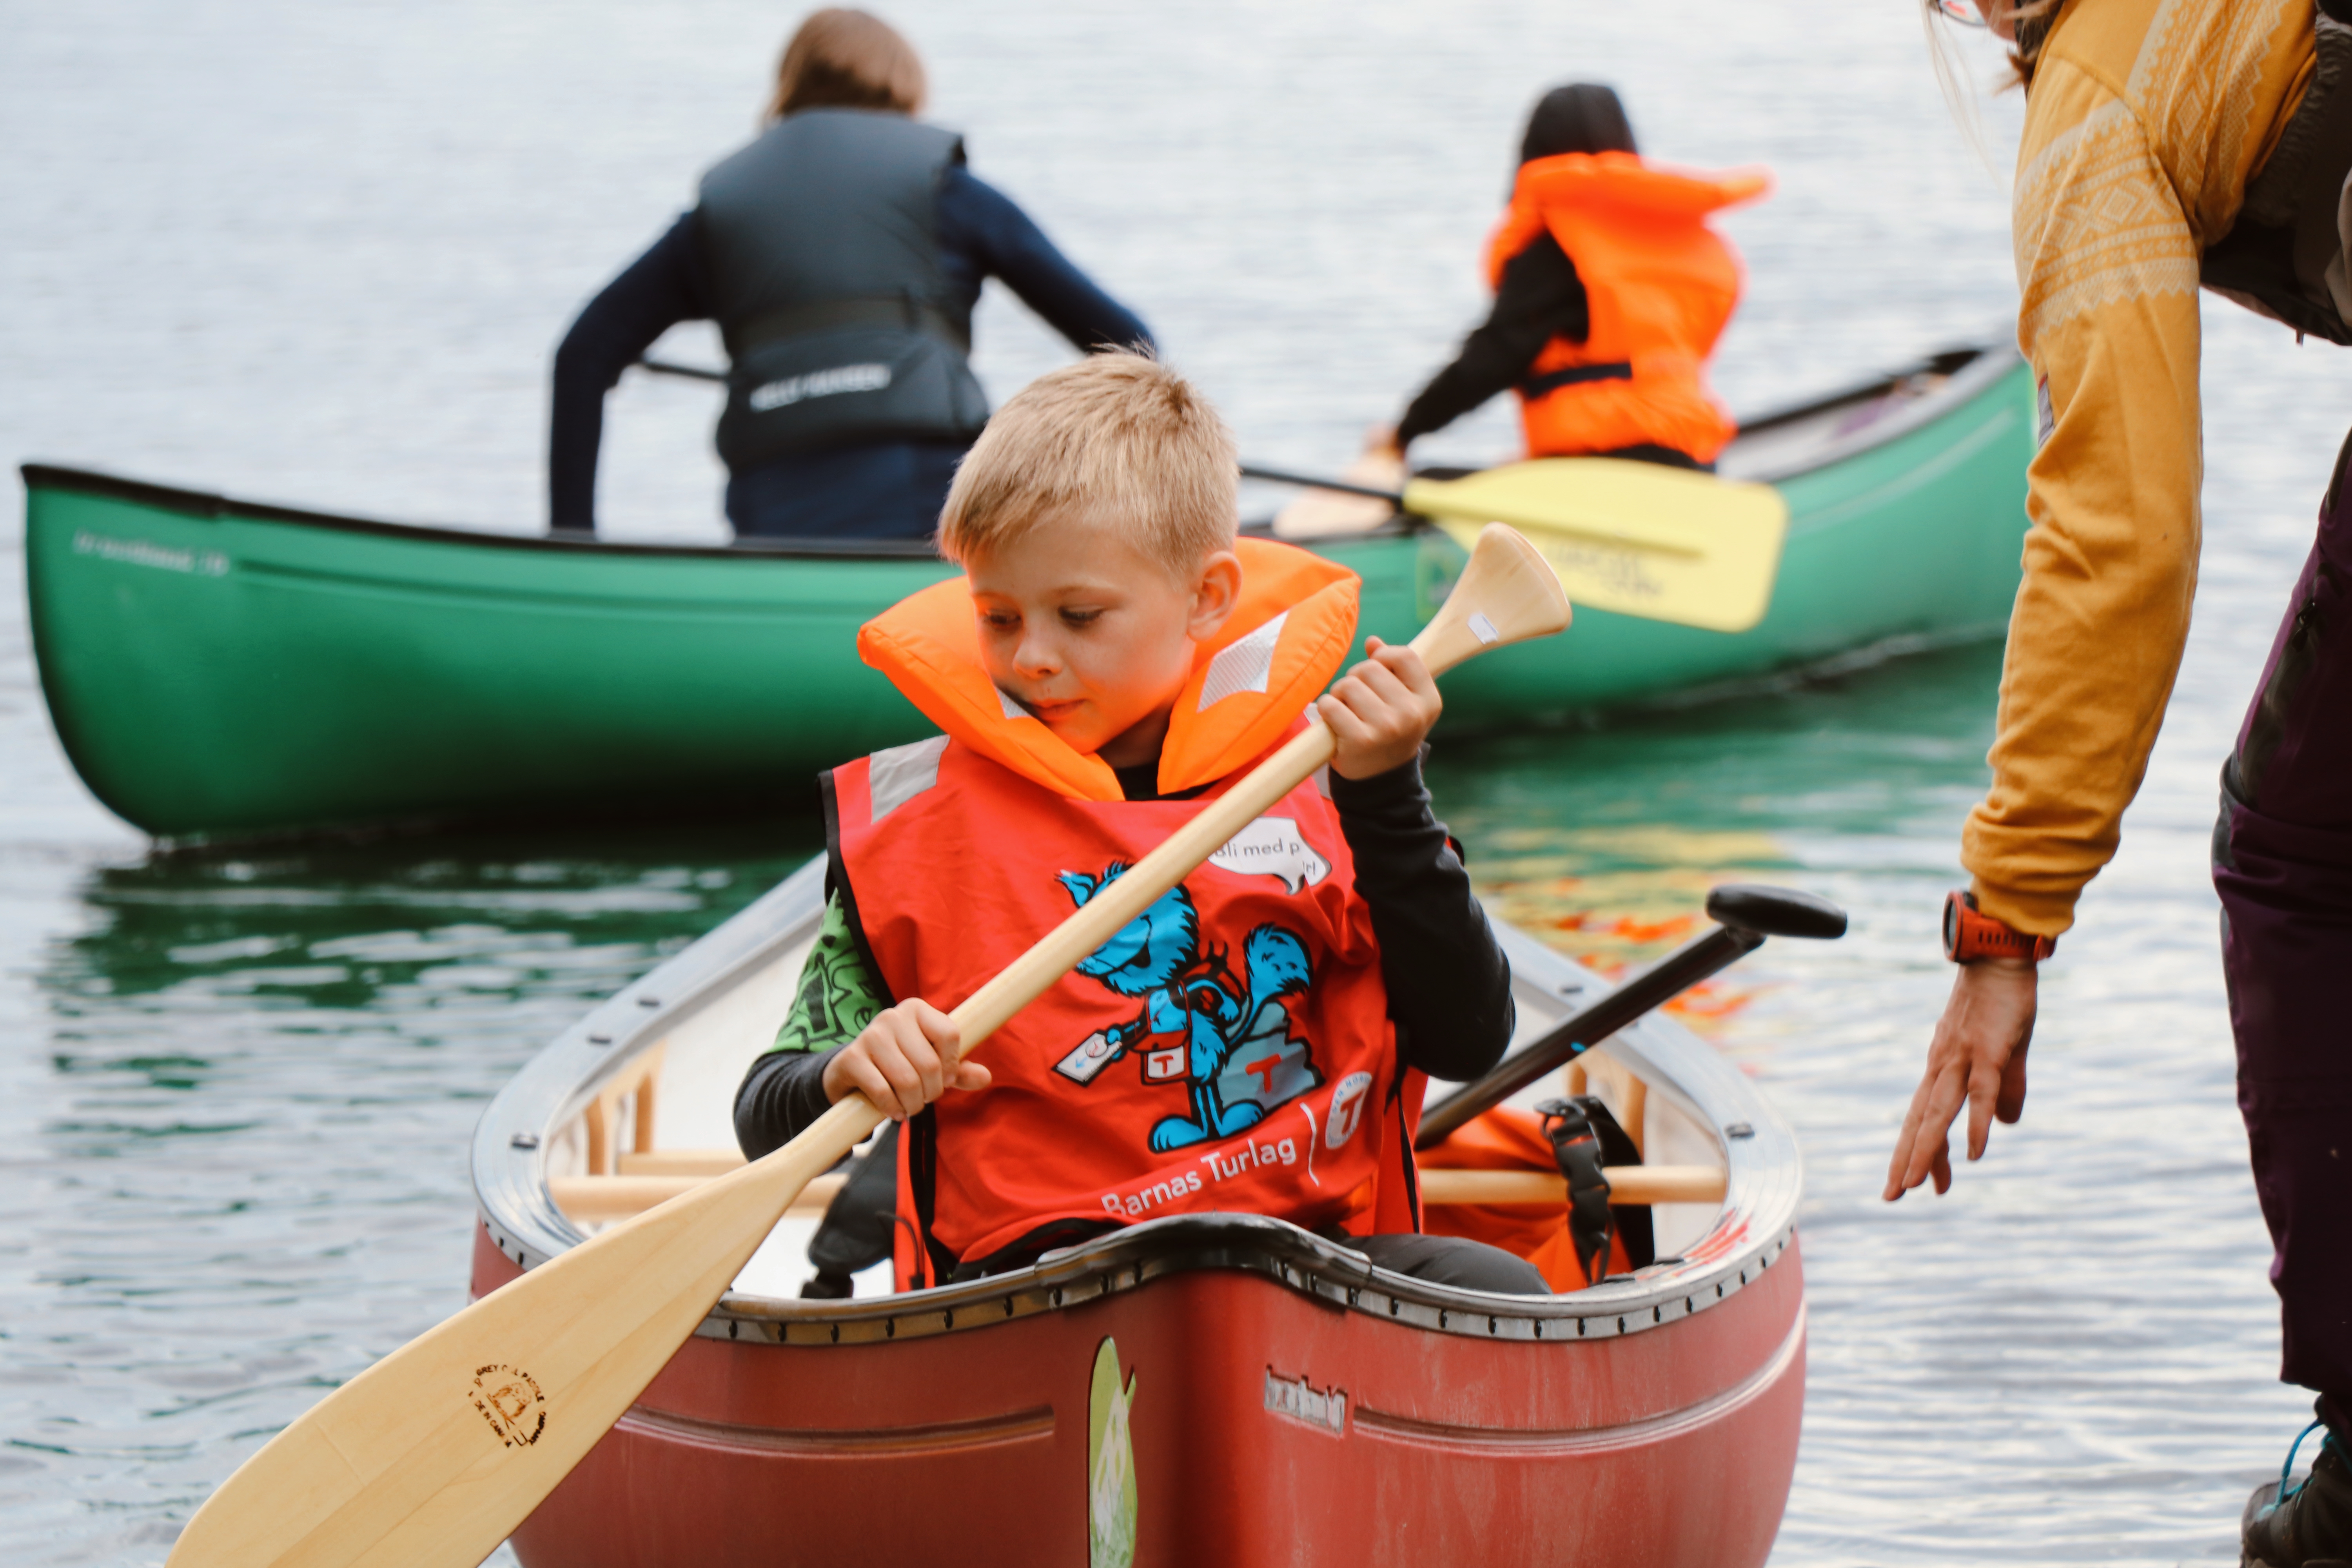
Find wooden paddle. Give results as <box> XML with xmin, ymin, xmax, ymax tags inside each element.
<box><xmin>163</xmin><ymin>523</ymin><xmax>1570</xmax><ymax>1568</ymax></box>
<box><xmin>1245</xmin><ymin>458</ymin><xmax>1789</xmax><ymax>633</ymax></box>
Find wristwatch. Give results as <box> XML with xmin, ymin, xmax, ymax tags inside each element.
<box><xmin>1942</xmin><ymin>890</ymin><xmax>2056</xmax><ymax>964</ymax></box>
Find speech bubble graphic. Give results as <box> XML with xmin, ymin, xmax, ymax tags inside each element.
<box><xmin>1208</xmin><ymin>816</ymin><xmax>1331</xmax><ymax>895</ymax></box>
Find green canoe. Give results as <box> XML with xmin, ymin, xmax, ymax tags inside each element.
<box><xmin>22</xmin><ymin>344</ymin><xmax>2031</xmax><ymax>840</ymax></box>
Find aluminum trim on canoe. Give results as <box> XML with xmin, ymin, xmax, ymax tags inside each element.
<box><xmin>473</xmin><ymin>856</ymin><xmax>1802</xmax><ymax>1342</ymax></box>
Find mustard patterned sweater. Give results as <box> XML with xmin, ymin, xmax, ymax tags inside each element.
<box><xmin>1968</xmin><ymin>0</ymin><xmax>2314</xmax><ymax>936</ymax></box>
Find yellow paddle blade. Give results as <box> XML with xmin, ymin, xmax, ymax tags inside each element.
<box><xmin>1405</xmin><ymin>458</ymin><xmax>1789</xmax><ymax>633</ymax></box>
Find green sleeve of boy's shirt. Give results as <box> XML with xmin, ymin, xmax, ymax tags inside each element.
<box><xmin>768</xmin><ymin>891</ymin><xmax>885</xmax><ymax>1055</ymax></box>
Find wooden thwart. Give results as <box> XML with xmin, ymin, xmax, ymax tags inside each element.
<box><xmin>554</xmin><ymin>1159</ymin><xmax>1722</xmax><ymax>1223</ymax></box>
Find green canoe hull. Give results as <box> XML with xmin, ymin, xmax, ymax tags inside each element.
<box><xmin>24</xmin><ymin>346</ymin><xmax>2031</xmax><ymax>840</ymax></box>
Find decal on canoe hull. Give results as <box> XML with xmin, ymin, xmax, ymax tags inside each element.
<box><xmin>1087</xmin><ymin>1337</ymin><xmax>1138</xmax><ymax>1568</ymax></box>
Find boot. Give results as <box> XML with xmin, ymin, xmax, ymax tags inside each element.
<box><xmin>2243</xmin><ymin>1429</ymin><xmax>2352</xmax><ymax>1568</ymax></box>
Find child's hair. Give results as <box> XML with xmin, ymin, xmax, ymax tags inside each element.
<box><xmin>937</xmin><ymin>352</ymin><xmax>1239</xmax><ymax>579</ymax></box>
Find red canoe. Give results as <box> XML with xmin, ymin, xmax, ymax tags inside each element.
<box><xmin>468</xmin><ymin>858</ymin><xmax>1805</xmax><ymax>1566</ymax></box>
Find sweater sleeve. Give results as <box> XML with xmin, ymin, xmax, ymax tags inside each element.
<box><xmin>548</xmin><ymin>211</ymin><xmax>713</xmax><ymax>532</ymax></box>
<box><xmin>936</xmin><ymin>166</ymin><xmax>1155</xmax><ymax>355</ymax></box>
<box><xmin>733</xmin><ymin>890</ymin><xmax>890</xmax><ymax>1159</ymax></box>
<box><xmin>1328</xmin><ymin>755</ymin><xmax>1515</xmax><ymax>1081</ymax></box>
<box><xmin>1962</xmin><ymin>1</ymin><xmax>2308</xmax><ymax>938</ymax></box>
<box><xmin>1396</xmin><ymin>232</ymin><xmax>1587</xmax><ymax>447</ymax></box>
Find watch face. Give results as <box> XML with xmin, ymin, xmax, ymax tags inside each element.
<box><xmin>1943</xmin><ymin>892</ymin><xmax>1963</xmax><ymax>960</ymax></box>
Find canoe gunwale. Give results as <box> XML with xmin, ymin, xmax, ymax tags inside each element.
<box><xmin>19</xmin><ymin>340</ymin><xmax>2015</xmax><ymax>568</ymax></box>
<box><xmin>1717</xmin><ymin>341</ymin><xmax>2022</xmax><ymax>485</ymax></box>
<box><xmin>473</xmin><ymin>856</ymin><xmax>1803</xmax><ymax>1347</ymax></box>
<box><xmin>16</xmin><ymin>463</ymin><xmax>947</xmax><ymax>561</ymax></box>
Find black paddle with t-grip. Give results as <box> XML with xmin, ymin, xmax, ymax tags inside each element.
<box><xmin>1415</xmin><ymin>883</ymin><xmax>1847</xmax><ymax>1151</ymax></box>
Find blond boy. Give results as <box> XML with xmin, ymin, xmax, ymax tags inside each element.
<box><xmin>736</xmin><ymin>353</ymin><xmax>1543</xmax><ymax>1294</ymax></box>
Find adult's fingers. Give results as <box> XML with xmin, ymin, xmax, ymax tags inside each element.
<box><xmin>1891</xmin><ymin>1062</ymin><xmax>1967</xmax><ymax>1197</ymax></box>
<box><xmin>1995</xmin><ymin>1038</ymin><xmax>2031</xmax><ymax>1124</ymax></box>
<box><xmin>1965</xmin><ymin>1054</ymin><xmax>2005</xmax><ymax>1161</ymax></box>
<box><xmin>951</xmin><ymin>1060</ymin><xmax>993</xmax><ymax>1093</ymax></box>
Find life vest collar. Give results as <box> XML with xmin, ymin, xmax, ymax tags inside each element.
<box><xmin>856</xmin><ymin>537</ymin><xmax>1361</xmax><ymax>801</ymax></box>
<box><xmin>1487</xmin><ymin>151</ymin><xmax>1771</xmax><ymax>289</ymax></box>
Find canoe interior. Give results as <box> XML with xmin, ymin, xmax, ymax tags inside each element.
<box><xmin>21</xmin><ymin>343</ymin><xmax>2027</xmax><ymax>840</ymax></box>
<box><xmin>537</xmin><ymin>886</ymin><xmax>1730</xmax><ymax>1303</ymax></box>
<box><xmin>470</xmin><ymin>861</ymin><xmax>1806</xmax><ymax>1566</ymax></box>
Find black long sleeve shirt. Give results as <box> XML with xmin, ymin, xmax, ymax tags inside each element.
<box><xmin>1396</xmin><ymin>231</ymin><xmax>1588</xmax><ymax>447</ymax></box>
<box><xmin>733</xmin><ymin>753</ymin><xmax>1514</xmax><ymax>1158</ymax></box>
<box><xmin>550</xmin><ymin>164</ymin><xmax>1156</xmax><ymax>530</ymax></box>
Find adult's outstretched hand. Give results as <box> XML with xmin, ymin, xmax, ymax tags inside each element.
<box><xmin>1884</xmin><ymin>958</ymin><xmax>2038</xmax><ymax>1199</ymax></box>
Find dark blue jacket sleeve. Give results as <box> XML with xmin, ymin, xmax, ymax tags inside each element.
<box><xmin>548</xmin><ymin>212</ymin><xmax>715</xmax><ymax>532</ymax></box>
<box><xmin>936</xmin><ymin>167</ymin><xmax>1154</xmax><ymax>356</ymax></box>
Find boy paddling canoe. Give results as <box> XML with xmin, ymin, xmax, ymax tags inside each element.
<box><xmin>735</xmin><ymin>352</ymin><xmax>1550</xmax><ymax>1293</ymax></box>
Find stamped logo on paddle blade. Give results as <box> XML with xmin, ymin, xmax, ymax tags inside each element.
<box><xmin>471</xmin><ymin>1363</ymin><xmax>546</xmax><ymax>1448</ymax></box>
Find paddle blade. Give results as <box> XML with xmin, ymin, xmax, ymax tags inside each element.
<box><xmin>1408</xmin><ymin>521</ymin><xmax>1572</xmax><ymax>677</ymax></box>
<box><xmin>1407</xmin><ymin>458</ymin><xmax>1788</xmax><ymax>633</ymax></box>
<box><xmin>165</xmin><ymin>1096</ymin><xmax>879</xmax><ymax>1568</ymax></box>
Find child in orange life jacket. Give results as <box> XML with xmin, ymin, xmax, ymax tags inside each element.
<box><xmin>735</xmin><ymin>351</ymin><xmax>1546</xmax><ymax>1295</ymax></box>
<box><xmin>1368</xmin><ymin>83</ymin><xmax>1767</xmax><ymax>479</ymax></box>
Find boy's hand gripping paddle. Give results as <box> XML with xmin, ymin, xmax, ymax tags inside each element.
<box><xmin>1246</xmin><ymin>458</ymin><xmax>1789</xmax><ymax>633</ymax></box>
<box><xmin>163</xmin><ymin>525</ymin><xmax>1570</xmax><ymax>1568</ymax></box>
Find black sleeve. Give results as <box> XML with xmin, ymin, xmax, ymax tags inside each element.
<box><xmin>1395</xmin><ymin>232</ymin><xmax>1588</xmax><ymax>447</ymax></box>
<box><xmin>734</xmin><ymin>1049</ymin><xmax>838</xmax><ymax>1161</ymax></box>
<box><xmin>548</xmin><ymin>211</ymin><xmax>715</xmax><ymax>532</ymax></box>
<box><xmin>936</xmin><ymin>166</ymin><xmax>1156</xmax><ymax>354</ymax></box>
<box><xmin>1329</xmin><ymin>755</ymin><xmax>1515</xmax><ymax>1081</ymax></box>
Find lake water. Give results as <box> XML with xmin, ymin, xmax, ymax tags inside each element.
<box><xmin>3</xmin><ymin>2</ymin><xmax>2344</xmax><ymax>1563</ymax></box>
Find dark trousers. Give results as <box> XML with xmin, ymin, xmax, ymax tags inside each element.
<box><xmin>2212</xmin><ymin>428</ymin><xmax>2352</xmax><ymax>1443</ymax></box>
<box><xmin>725</xmin><ymin>438</ymin><xmax>966</xmax><ymax>542</ymax></box>
<box><xmin>1343</xmin><ymin>1232</ymin><xmax>1550</xmax><ymax>1295</ymax></box>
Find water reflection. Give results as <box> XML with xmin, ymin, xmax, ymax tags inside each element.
<box><xmin>6</xmin><ymin>824</ymin><xmax>818</xmax><ymax>1567</ymax></box>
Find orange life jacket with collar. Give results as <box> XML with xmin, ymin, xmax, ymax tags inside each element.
<box><xmin>1489</xmin><ymin>151</ymin><xmax>1769</xmax><ymax>464</ymax></box>
<box><xmin>826</xmin><ymin>538</ymin><xmax>1425</xmax><ymax>1289</ymax></box>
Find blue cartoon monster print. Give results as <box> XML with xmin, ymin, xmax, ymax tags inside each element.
<box><xmin>1051</xmin><ymin>862</ymin><xmax>1325</xmax><ymax>1153</ymax></box>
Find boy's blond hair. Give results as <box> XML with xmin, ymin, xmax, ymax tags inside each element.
<box><xmin>937</xmin><ymin>352</ymin><xmax>1238</xmax><ymax>578</ymax></box>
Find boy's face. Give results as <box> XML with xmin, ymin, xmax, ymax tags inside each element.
<box><xmin>965</xmin><ymin>510</ymin><xmax>1240</xmax><ymax>766</ymax></box>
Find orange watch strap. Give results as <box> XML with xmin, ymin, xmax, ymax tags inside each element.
<box><xmin>1942</xmin><ymin>890</ymin><xmax>2055</xmax><ymax>963</ymax></box>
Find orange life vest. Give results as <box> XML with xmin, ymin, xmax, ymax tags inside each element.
<box><xmin>830</xmin><ymin>539</ymin><xmax>1424</xmax><ymax>1288</ymax></box>
<box><xmin>1487</xmin><ymin>151</ymin><xmax>1769</xmax><ymax>464</ymax></box>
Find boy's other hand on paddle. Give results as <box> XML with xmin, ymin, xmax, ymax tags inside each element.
<box><xmin>1319</xmin><ymin>637</ymin><xmax>1442</xmax><ymax>780</ymax></box>
<box><xmin>823</xmin><ymin>999</ymin><xmax>991</xmax><ymax>1121</ymax></box>
<box><xmin>1882</xmin><ymin>958</ymin><xmax>2036</xmax><ymax>1200</ymax></box>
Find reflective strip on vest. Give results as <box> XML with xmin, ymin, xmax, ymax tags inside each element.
<box><xmin>697</xmin><ymin>109</ymin><xmax>990</xmax><ymax>467</ymax></box>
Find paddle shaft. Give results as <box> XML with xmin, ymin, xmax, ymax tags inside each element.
<box><xmin>637</xmin><ymin>356</ymin><xmax>725</xmax><ymax>383</ymax></box>
<box><xmin>1414</xmin><ymin>922</ymin><xmax>1763</xmax><ymax>1150</ymax></box>
<box><xmin>1241</xmin><ymin>463</ymin><xmax>1402</xmax><ymax>502</ymax></box>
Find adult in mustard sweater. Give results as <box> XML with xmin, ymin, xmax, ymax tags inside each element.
<box><xmin>1895</xmin><ymin>2</ymin><xmax>2350</xmax><ymax>1559</ymax></box>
